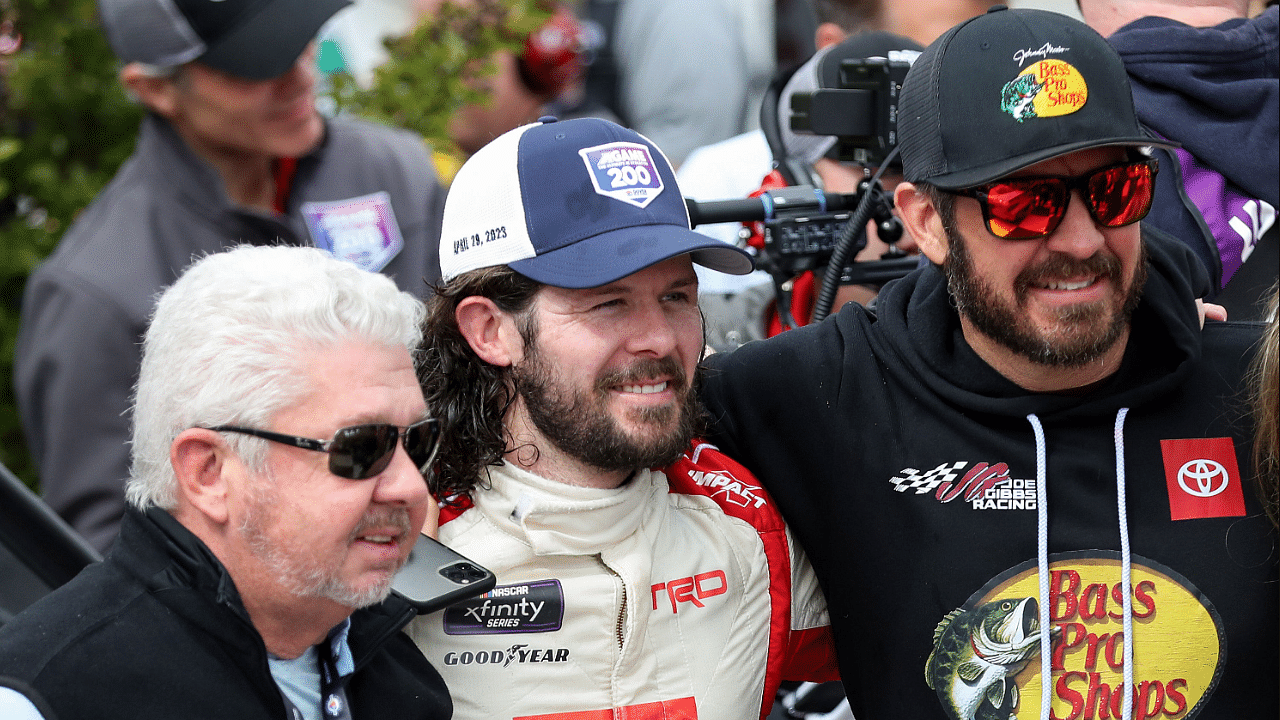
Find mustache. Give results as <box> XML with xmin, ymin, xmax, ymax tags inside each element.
<box><xmin>595</xmin><ymin>356</ymin><xmax>688</xmax><ymax>394</ymax></box>
<box><xmin>1015</xmin><ymin>251</ymin><xmax>1123</xmax><ymax>294</ymax></box>
<box><xmin>348</xmin><ymin>507</ymin><xmax>414</xmax><ymax>542</ymax></box>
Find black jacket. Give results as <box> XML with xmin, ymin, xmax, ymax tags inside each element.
<box><xmin>700</xmin><ymin>232</ymin><xmax>1277</xmax><ymax>719</ymax></box>
<box><xmin>0</xmin><ymin>507</ymin><xmax>451</xmax><ymax>719</ymax></box>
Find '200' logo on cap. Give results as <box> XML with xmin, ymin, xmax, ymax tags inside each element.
<box><xmin>579</xmin><ymin>141</ymin><xmax>665</xmax><ymax>209</ymax></box>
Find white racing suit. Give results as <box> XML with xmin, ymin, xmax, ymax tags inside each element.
<box><xmin>408</xmin><ymin>441</ymin><xmax>837</xmax><ymax>719</ymax></box>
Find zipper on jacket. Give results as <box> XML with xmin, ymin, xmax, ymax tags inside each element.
<box><xmin>599</xmin><ymin>556</ymin><xmax>630</xmax><ymax>714</ymax></box>
<box><xmin>615</xmin><ymin>587</ymin><xmax>627</xmax><ymax>650</ymax></box>
<box><xmin>602</xmin><ymin>558</ymin><xmax>627</xmax><ymax>650</ymax></box>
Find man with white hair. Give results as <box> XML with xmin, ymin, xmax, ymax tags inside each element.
<box><xmin>0</xmin><ymin>245</ymin><xmax>450</xmax><ymax>720</ymax></box>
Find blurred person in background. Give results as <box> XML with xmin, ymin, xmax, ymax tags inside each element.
<box><xmin>679</xmin><ymin>0</ymin><xmax>996</xmax><ymax>351</ymax></box>
<box><xmin>1076</xmin><ymin>0</ymin><xmax>1278</xmax><ymax>320</ymax></box>
<box><xmin>14</xmin><ymin>0</ymin><xmax>448</xmax><ymax>554</ymax></box>
<box><xmin>607</xmin><ymin>0</ymin><xmax>776</xmax><ymax>168</ymax></box>
<box><xmin>402</xmin><ymin>0</ymin><xmax>608</xmax><ymax>184</ymax></box>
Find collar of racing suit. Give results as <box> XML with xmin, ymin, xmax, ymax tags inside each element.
<box><xmin>477</xmin><ymin>462</ymin><xmax>665</xmax><ymax>556</ymax></box>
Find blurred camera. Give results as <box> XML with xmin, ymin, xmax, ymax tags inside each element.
<box><xmin>789</xmin><ymin>55</ymin><xmax>913</xmax><ymax>168</ymax></box>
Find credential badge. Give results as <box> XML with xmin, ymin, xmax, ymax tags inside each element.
<box><xmin>302</xmin><ymin>191</ymin><xmax>405</xmax><ymax>273</ymax></box>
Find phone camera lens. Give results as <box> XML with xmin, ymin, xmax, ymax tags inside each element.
<box><xmin>440</xmin><ymin>561</ymin><xmax>489</xmax><ymax>584</ymax></box>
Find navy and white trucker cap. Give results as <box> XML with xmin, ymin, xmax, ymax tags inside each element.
<box><xmin>97</xmin><ymin>0</ymin><xmax>350</xmax><ymax>80</ymax></box>
<box><xmin>440</xmin><ymin>117</ymin><xmax>755</xmax><ymax>289</ymax></box>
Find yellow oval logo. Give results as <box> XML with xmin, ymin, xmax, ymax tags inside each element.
<box><xmin>929</xmin><ymin>552</ymin><xmax>1224</xmax><ymax>720</ymax></box>
<box><xmin>1001</xmin><ymin>60</ymin><xmax>1088</xmax><ymax>123</ymax></box>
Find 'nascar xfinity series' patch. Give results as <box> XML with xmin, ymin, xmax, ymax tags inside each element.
<box><xmin>443</xmin><ymin>579</ymin><xmax>564</xmax><ymax>635</ymax></box>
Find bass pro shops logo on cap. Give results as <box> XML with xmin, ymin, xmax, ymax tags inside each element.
<box><xmin>578</xmin><ymin>142</ymin><xmax>664</xmax><ymax>208</ymax></box>
<box><xmin>1001</xmin><ymin>47</ymin><xmax>1088</xmax><ymax>123</ymax></box>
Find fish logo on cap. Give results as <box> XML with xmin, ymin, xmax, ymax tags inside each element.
<box><xmin>1001</xmin><ymin>59</ymin><xmax>1088</xmax><ymax>123</ymax></box>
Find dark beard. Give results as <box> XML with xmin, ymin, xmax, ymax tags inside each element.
<box><xmin>942</xmin><ymin>224</ymin><xmax>1146</xmax><ymax>368</ymax></box>
<box><xmin>512</xmin><ymin>349</ymin><xmax>700</xmax><ymax>472</ymax></box>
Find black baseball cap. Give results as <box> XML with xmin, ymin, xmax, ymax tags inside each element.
<box><xmin>898</xmin><ymin>6</ymin><xmax>1177</xmax><ymax>190</ymax></box>
<box><xmin>98</xmin><ymin>0</ymin><xmax>351</xmax><ymax>80</ymax></box>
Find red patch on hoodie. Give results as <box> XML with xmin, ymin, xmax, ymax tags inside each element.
<box><xmin>1160</xmin><ymin>437</ymin><xmax>1246</xmax><ymax>520</ymax></box>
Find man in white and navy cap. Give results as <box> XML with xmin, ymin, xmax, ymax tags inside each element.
<box><xmin>407</xmin><ymin>116</ymin><xmax>838</xmax><ymax>720</ymax></box>
<box><xmin>14</xmin><ymin>0</ymin><xmax>448</xmax><ymax>554</ymax></box>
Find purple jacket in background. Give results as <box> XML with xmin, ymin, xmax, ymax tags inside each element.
<box><xmin>1108</xmin><ymin>7</ymin><xmax>1278</xmax><ymax>315</ymax></box>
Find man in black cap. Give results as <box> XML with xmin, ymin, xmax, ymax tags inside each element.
<box><xmin>14</xmin><ymin>0</ymin><xmax>447</xmax><ymax>554</ymax></box>
<box><xmin>699</xmin><ymin>7</ymin><xmax>1277</xmax><ymax>720</ymax></box>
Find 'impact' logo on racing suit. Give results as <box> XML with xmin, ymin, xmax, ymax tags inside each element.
<box><xmin>688</xmin><ymin>470</ymin><xmax>768</xmax><ymax>509</ymax></box>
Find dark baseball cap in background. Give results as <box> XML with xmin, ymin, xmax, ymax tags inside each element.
<box><xmin>98</xmin><ymin>0</ymin><xmax>352</xmax><ymax>80</ymax></box>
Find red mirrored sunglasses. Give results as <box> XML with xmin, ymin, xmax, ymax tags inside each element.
<box><xmin>947</xmin><ymin>158</ymin><xmax>1158</xmax><ymax>240</ymax></box>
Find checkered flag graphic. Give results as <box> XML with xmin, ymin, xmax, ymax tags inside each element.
<box><xmin>888</xmin><ymin>462</ymin><xmax>967</xmax><ymax>494</ymax></box>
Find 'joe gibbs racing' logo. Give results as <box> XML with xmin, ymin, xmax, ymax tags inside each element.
<box><xmin>889</xmin><ymin>461</ymin><xmax>1038</xmax><ymax>511</ymax></box>
<box><xmin>578</xmin><ymin>141</ymin><xmax>664</xmax><ymax>208</ymax></box>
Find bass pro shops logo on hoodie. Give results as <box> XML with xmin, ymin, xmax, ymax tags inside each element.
<box><xmin>889</xmin><ymin>460</ymin><xmax>1039</xmax><ymax>511</ymax></box>
<box><xmin>927</xmin><ymin>552</ymin><xmax>1225</xmax><ymax>720</ymax></box>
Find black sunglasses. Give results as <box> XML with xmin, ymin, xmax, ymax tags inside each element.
<box><xmin>208</xmin><ymin>419</ymin><xmax>441</xmax><ymax>481</ymax></box>
<box><xmin>946</xmin><ymin>158</ymin><xmax>1158</xmax><ymax>240</ymax></box>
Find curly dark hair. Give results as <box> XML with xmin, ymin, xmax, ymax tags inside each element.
<box><xmin>419</xmin><ymin>267</ymin><xmax>541</xmax><ymax>500</ymax></box>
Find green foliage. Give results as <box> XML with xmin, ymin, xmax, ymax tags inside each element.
<box><xmin>330</xmin><ymin>0</ymin><xmax>550</xmax><ymax>158</ymax></box>
<box><xmin>0</xmin><ymin>0</ymin><xmax>539</xmax><ymax>491</ymax></box>
<box><xmin>0</xmin><ymin>0</ymin><xmax>142</xmax><ymax>489</ymax></box>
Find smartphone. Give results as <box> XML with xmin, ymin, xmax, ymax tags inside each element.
<box><xmin>391</xmin><ymin>535</ymin><xmax>496</xmax><ymax>615</ymax></box>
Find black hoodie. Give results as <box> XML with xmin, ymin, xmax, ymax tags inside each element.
<box><xmin>700</xmin><ymin>231</ymin><xmax>1276</xmax><ymax>720</ymax></box>
<box><xmin>0</xmin><ymin>507</ymin><xmax>452</xmax><ymax>719</ymax></box>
